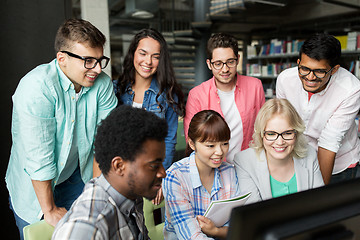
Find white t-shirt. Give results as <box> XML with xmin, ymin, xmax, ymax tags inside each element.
<box><xmin>132</xmin><ymin>101</ymin><xmax>143</xmax><ymax>108</ymax></box>
<box><xmin>218</xmin><ymin>88</ymin><xmax>243</xmax><ymax>164</ymax></box>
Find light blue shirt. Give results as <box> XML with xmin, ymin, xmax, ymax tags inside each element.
<box><xmin>6</xmin><ymin>59</ymin><xmax>118</xmax><ymax>223</ymax></box>
<box><xmin>163</xmin><ymin>152</ymin><xmax>241</xmax><ymax>240</ymax></box>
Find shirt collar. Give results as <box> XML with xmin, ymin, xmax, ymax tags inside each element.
<box><xmin>97</xmin><ymin>174</ymin><xmax>136</xmax><ymax>217</ymax></box>
<box><xmin>55</xmin><ymin>59</ymin><xmax>91</xmax><ymax>95</ymax></box>
<box><xmin>188</xmin><ymin>152</ymin><xmax>223</xmax><ymax>190</ymax></box>
<box><xmin>126</xmin><ymin>77</ymin><xmax>160</xmax><ymax>94</ymax></box>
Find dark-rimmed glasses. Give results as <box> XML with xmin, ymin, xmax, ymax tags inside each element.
<box><xmin>298</xmin><ymin>65</ymin><xmax>334</xmax><ymax>79</ymax></box>
<box><xmin>61</xmin><ymin>51</ymin><xmax>110</xmax><ymax>69</ymax></box>
<box><xmin>210</xmin><ymin>58</ymin><xmax>238</xmax><ymax>70</ymax></box>
<box><xmin>264</xmin><ymin>130</ymin><xmax>297</xmax><ymax>141</ymax></box>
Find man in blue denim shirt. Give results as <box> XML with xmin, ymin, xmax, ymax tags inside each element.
<box><xmin>115</xmin><ymin>77</ymin><xmax>178</xmax><ymax>170</ymax></box>
<box><xmin>5</xmin><ymin>19</ymin><xmax>117</xmax><ymax>239</ymax></box>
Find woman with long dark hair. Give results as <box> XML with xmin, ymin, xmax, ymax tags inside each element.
<box><xmin>114</xmin><ymin>28</ymin><xmax>185</xmax><ymax>171</ymax></box>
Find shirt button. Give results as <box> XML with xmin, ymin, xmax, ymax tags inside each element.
<box><xmin>72</xmin><ymin>119</ymin><xmax>75</xmax><ymax>123</ymax></box>
<box><xmin>72</xmin><ymin>97</ymin><xmax>75</xmax><ymax>100</ymax></box>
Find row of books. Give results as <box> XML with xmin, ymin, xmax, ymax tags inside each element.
<box><xmin>247</xmin><ymin>61</ymin><xmax>360</xmax><ymax>79</ymax></box>
<box><xmin>246</xmin><ymin>62</ymin><xmax>297</xmax><ymax>77</ymax></box>
<box><xmin>349</xmin><ymin>60</ymin><xmax>360</xmax><ymax>79</ymax></box>
<box><xmin>248</xmin><ymin>32</ymin><xmax>360</xmax><ymax>58</ymax></box>
<box><xmin>335</xmin><ymin>32</ymin><xmax>360</xmax><ymax>51</ymax></box>
<box><xmin>247</xmin><ymin>39</ymin><xmax>304</xmax><ymax>58</ymax></box>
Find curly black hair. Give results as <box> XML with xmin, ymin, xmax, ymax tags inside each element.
<box><xmin>94</xmin><ymin>105</ymin><xmax>168</xmax><ymax>175</ymax></box>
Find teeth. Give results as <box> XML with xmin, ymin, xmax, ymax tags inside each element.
<box><xmin>86</xmin><ymin>74</ymin><xmax>96</xmax><ymax>79</ymax></box>
<box><xmin>274</xmin><ymin>147</ymin><xmax>285</xmax><ymax>151</ymax></box>
<box><xmin>142</xmin><ymin>66</ymin><xmax>150</xmax><ymax>70</ymax></box>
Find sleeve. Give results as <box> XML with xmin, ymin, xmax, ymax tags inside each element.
<box><xmin>233</xmin><ymin>153</ymin><xmax>262</xmax><ymax>204</ymax></box>
<box><xmin>52</xmin><ymin>221</ymin><xmax>104</xmax><ymax>240</ymax></box>
<box><xmin>163</xmin><ymin>102</ymin><xmax>179</xmax><ymax>170</ymax></box>
<box><xmin>96</xmin><ymin>75</ymin><xmax>118</xmax><ymax>124</ymax></box>
<box><xmin>318</xmin><ymin>90</ymin><xmax>360</xmax><ymax>153</ymax></box>
<box><xmin>13</xmin><ymin>77</ymin><xmax>57</xmax><ymax>181</ymax></box>
<box><xmin>309</xmin><ymin>147</ymin><xmax>325</xmax><ymax>188</ymax></box>
<box><xmin>163</xmin><ymin>170</ymin><xmax>213</xmax><ymax>240</ymax></box>
<box><xmin>276</xmin><ymin>71</ymin><xmax>286</xmax><ymax>99</ymax></box>
<box><xmin>183</xmin><ymin>89</ymin><xmax>201</xmax><ymax>140</ymax></box>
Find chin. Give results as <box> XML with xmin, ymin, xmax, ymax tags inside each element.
<box><xmin>144</xmin><ymin>194</ymin><xmax>157</xmax><ymax>201</ymax></box>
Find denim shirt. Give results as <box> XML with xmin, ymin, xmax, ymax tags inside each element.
<box><xmin>114</xmin><ymin>78</ymin><xmax>178</xmax><ymax>169</ymax></box>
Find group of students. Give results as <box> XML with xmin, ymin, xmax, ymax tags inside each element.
<box><xmin>5</xmin><ymin>18</ymin><xmax>360</xmax><ymax>240</ymax></box>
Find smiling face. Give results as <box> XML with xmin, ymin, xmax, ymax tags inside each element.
<box><xmin>263</xmin><ymin>114</ymin><xmax>296</xmax><ymax>163</ymax></box>
<box><xmin>133</xmin><ymin>37</ymin><xmax>160</xmax><ymax>82</ymax></box>
<box><xmin>57</xmin><ymin>42</ymin><xmax>104</xmax><ymax>93</ymax></box>
<box><xmin>297</xmin><ymin>53</ymin><xmax>339</xmax><ymax>93</ymax></box>
<box><xmin>190</xmin><ymin>139</ymin><xmax>229</xmax><ymax>170</ymax></box>
<box><xmin>206</xmin><ymin>47</ymin><xmax>238</xmax><ymax>91</ymax></box>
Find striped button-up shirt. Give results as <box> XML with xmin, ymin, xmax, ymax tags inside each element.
<box><xmin>52</xmin><ymin>175</ymin><xmax>149</xmax><ymax>240</ymax></box>
<box><xmin>163</xmin><ymin>152</ymin><xmax>240</xmax><ymax>240</ymax></box>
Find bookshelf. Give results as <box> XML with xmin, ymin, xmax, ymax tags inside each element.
<box><xmin>246</xmin><ymin>33</ymin><xmax>360</xmax><ymax>97</ymax></box>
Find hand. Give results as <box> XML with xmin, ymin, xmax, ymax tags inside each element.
<box><xmin>196</xmin><ymin>215</ymin><xmax>217</xmax><ymax>236</ymax></box>
<box><xmin>44</xmin><ymin>206</ymin><xmax>67</xmax><ymax>227</ymax></box>
<box><xmin>152</xmin><ymin>186</ymin><xmax>164</xmax><ymax>205</ymax></box>
<box><xmin>197</xmin><ymin>215</ymin><xmax>228</xmax><ymax>239</ymax></box>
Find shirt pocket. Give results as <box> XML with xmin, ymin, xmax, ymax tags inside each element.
<box><xmin>148</xmin><ymin>102</ymin><xmax>166</xmax><ymax>119</ymax></box>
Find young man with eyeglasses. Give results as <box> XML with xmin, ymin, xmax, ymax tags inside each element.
<box><xmin>6</xmin><ymin>19</ymin><xmax>117</xmax><ymax>239</ymax></box>
<box><xmin>184</xmin><ymin>33</ymin><xmax>265</xmax><ymax>163</ymax></box>
<box><xmin>276</xmin><ymin>33</ymin><xmax>360</xmax><ymax>185</ymax></box>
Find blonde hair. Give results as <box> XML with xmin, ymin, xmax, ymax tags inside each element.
<box><xmin>251</xmin><ymin>98</ymin><xmax>308</xmax><ymax>159</ymax></box>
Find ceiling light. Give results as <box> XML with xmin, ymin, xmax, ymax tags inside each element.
<box><xmin>131</xmin><ymin>10</ymin><xmax>154</xmax><ymax>19</ymax></box>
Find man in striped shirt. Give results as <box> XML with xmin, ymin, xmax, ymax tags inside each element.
<box><xmin>52</xmin><ymin>106</ymin><xmax>167</xmax><ymax>239</ymax></box>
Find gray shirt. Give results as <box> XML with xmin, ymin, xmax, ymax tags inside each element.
<box><xmin>52</xmin><ymin>175</ymin><xmax>149</xmax><ymax>240</ymax></box>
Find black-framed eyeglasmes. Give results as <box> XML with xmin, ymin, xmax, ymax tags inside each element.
<box><xmin>298</xmin><ymin>65</ymin><xmax>334</xmax><ymax>79</ymax></box>
<box><xmin>61</xmin><ymin>51</ymin><xmax>110</xmax><ymax>69</ymax></box>
<box><xmin>264</xmin><ymin>130</ymin><xmax>297</xmax><ymax>141</ymax></box>
<box><xmin>210</xmin><ymin>58</ymin><xmax>238</xmax><ymax>70</ymax></box>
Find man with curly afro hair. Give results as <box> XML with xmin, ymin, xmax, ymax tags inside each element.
<box><xmin>53</xmin><ymin>105</ymin><xmax>167</xmax><ymax>239</ymax></box>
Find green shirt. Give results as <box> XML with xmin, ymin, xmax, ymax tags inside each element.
<box><xmin>270</xmin><ymin>174</ymin><xmax>297</xmax><ymax>198</ymax></box>
<box><xmin>6</xmin><ymin>59</ymin><xmax>118</xmax><ymax>223</ymax></box>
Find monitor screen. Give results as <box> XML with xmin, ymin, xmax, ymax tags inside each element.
<box><xmin>227</xmin><ymin>178</ymin><xmax>360</xmax><ymax>240</ymax></box>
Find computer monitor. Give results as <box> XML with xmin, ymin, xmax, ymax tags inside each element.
<box><xmin>227</xmin><ymin>178</ymin><xmax>360</xmax><ymax>240</ymax></box>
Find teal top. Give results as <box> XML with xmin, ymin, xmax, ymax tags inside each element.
<box><xmin>270</xmin><ymin>174</ymin><xmax>297</xmax><ymax>198</ymax></box>
<box><xmin>6</xmin><ymin>59</ymin><xmax>118</xmax><ymax>223</ymax></box>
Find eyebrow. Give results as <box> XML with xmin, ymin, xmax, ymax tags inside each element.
<box><xmin>139</xmin><ymin>48</ymin><xmax>160</xmax><ymax>56</ymax></box>
<box><xmin>148</xmin><ymin>158</ymin><xmax>164</xmax><ymax>163</ymax></box>
<box><xmin>299</xmin><ymin>65</ymin><xmax>327</xmax><ymax>71</ymax></box>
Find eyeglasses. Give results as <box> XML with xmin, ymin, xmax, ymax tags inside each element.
<box><xmin>264</xmin><ymin>130</ymin><xmax>297</xmax><ymax>141</ymax></box>
<box><xmin>298</xmin><ymin>65</ymin><xmax>334</xmax><ymax>79</ymax></box>
<box><xmin>61</xmin><ymin>51</ymin><xmax>110</xmax><ymax>69</ymax></box>
<box><xmin>210</xmin><ymin>58</ymin><xmax>238</xmax><ymax>70</ymax></box>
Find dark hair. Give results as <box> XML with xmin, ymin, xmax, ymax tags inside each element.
<box><xmin>186</xmin><ymin>110</ymin><xmax>231</xmax><ymax>155</ymax></box>
<box><xmin>299</xmin><ymin>33</ymin><xmax>341</xmax><ymax>67</ymax></box>
<box><xmin>94</xmin><ymin>105</ymin><xmax>168</xmax><ymax>175</ymax></box>
<box><xmin>206</xmin><ymin>33</ymin><xmax>238</xmax><ymax>60</ymax></box>
<box><xmin>116</xmin><ymin>28</ymin><xmax>185</xmax><ymax>116</ymax></box>
<box><xmin>54</xmin><ymin>18</ymin><xmax>106</xmax><ymax>53</ymax></box>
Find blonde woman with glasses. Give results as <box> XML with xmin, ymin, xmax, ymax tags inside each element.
<box><xmin>234</xmin><ymin>98</ymin><xmax>324</xmax><ymax>204</ymax></box>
